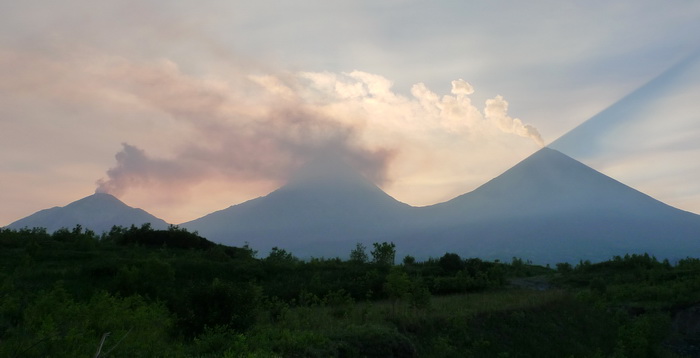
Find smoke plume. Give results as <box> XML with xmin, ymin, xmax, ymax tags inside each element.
<box><xmin>485</xmin><ymin>95</ymin><xmax>545</xmax><ymax>147</ymax></box>
<box><xmin>90</xmin><ymin>59</ymin><xmax>543</xmax><ymax>204</ymax></box>
<box><xmin>94</xmin><ymin>59</ymin><xmax>394</xmax><ymax>196</ymax></box>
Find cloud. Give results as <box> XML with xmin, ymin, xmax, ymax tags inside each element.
<box><xmin>92</xmin><ymin>59</ymin><xmax>397</xmax><ymax>196</ymax></box>
<box><xmin>299</xmin><ymin>71</ymin><xmax>543</xmax><ymax>142</ymax></box>
<box><xmin>451</xmin><ymin>79</ymin><xmax>474</xmax><ymax>96</ymax></box>
<box><xmin>90</xmin><ymin>62</ymin><xmax>544</xmax><ymax>204</ymax></box>
<box><xmin>286</xmin><ymin>70</ymin><xmax>546</xmax><ymax>205</ymax></box>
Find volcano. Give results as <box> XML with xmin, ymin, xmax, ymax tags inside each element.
<box><xmin>185</xmin><ymin>148</ymin><xmax>700</xmax><ymax>263</ymax></box>
<box><xmin>6</xmin><ymin>193</ymin><xmax>169</xmax><ymax>233</ymax></box>
<box><xmin>402</xmin><ymin>147</ymin><xmax>700</xmax><ymax>263</ymax></box>
<box><xmin>9</xmin><ymin>149</ymin><xmax>700</xmax><ymax>264</ymax></box>
<box><xmin>181</xmin><ymin>158</ymin><xmax>416</xmax><ymax>257</ymax></box>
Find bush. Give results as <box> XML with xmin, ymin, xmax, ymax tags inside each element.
<box><xmin>0</xmin><ymin>284</ymin><xmax>175</xmax><ymax>358</ymax></box>
<box><xmin>176</xmin><ymin>279</ymin><xmax>262</xmax><ymax>337</ymax></box>
<box><xmin>334</xmin><ymin>324</ymin><xmax>417</xmax><ymax>358</ymax></box>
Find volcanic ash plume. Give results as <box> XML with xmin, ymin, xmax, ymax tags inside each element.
<box><xmin>93</xmin><ymin>60</ymin><xmax>394</xmax><ymax>196</ymax></box>
<box><xmin>94</xmin><ymin>60</ymin><xmax>543</xmax><ymax>201</ymax></box>
<box><xmin>485</xmin><ymin>95</ymin><xmax>545</xmax><ymax>147</ymax></box>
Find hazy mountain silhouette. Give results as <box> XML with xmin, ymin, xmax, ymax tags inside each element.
<box><xmin>6</xmin><ymin>193</ymin><xmax>169</xmax><ymax>233</ymax></box>
<box><xmin>402</xmin><ymin>147</ymin><xmax>700</xmax><ymax>263</ymax></box>
<box><xmin>182</xmin><ymin>148</ymin><xmax>700</xmax><ymax>263</ymax></box>
<box><xmin>8</xmin><ymin>150</ymin><xmax>700</xmax><ymax>264</ymax></box>
<box><xmin>181</xmin><ymin>157</ymin><xmax>416</xmax><ymax>257</ymax></box>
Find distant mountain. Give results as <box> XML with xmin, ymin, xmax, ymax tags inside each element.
<box><xmin>13</xmin><ymin>149</ymin><xmax>698</xmax><ymax>264</ymax></box>
<box><xmin>182</xmin><ymin>148</ymin><xmax>700</xmax><ymax>263</ymax></box>
<box><xmin>6</xmin><ymin>193</ymin><xmax>169</xmax><ymax>233</ymax></box>
<box><xmin>181</xmin><ymin>158</ymin><xmax>416</xmax><ymax>257</ymax></box>
<box><xmin>402</xmin><ymin>147</ymin><xmax>700</xmax><ymax>263</ymax></box>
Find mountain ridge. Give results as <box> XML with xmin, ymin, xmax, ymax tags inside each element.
<box><xmin>182</xmin><ymin>148</ymin><xmax>700</xmax><ymax>263</ymax></box>
<box><xmin>7</xmin><ymin>149</ymin><xmax>700</xmax><ymax>264</ymax></box>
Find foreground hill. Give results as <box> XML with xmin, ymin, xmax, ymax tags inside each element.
<box><xmin>6</xmin><ymin>193</ymin><xmax>169</xmax><ymax>233</ymax></box>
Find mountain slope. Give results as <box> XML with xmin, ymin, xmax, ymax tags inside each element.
<box><xmin>6</xmin><ymin>193</ymin><xmax>170</xmax><ymax>233</ymax></box>
<box><xmin>403</xmin><ymin>147</ymin><xmax>700</xmax><ymax>263</ymax></box>
<box><xmin>181</xmin><ymin>159</ymin><xmax>416</xmax><ymax>257</ymax></box>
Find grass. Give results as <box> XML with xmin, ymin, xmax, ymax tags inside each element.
<box><xmin>246</xmin><ymin>287</ymin><xmax>589</xmax><ymax>357</ymax></box>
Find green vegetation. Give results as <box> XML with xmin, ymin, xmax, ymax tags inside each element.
<box><xmin>1</xmin><ymin>225</ymin><xmax>698</xmax><ymax>357</ymax></box>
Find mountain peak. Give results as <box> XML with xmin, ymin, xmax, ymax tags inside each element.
<box><xmin>68</xmin><ymin>192</ymin><xmax>126</xmax><ymax>208</ymax></box>
<box><xmin>502</xmin><ymin>146</ymin><xmax>588</xmax><ymax>172</ymax></box>
<box><xmin>6</xmin><ymin>193</ymin><xmax>169</xmax><ymax>233</ymax></box>
<box><xmin>445</xmin><ymin>146</ymin><xmax>663</xmax><ymax>213</ymax></box>
<box><xmin>181</xmin><ymin>156</ymin><xmax>411</xmax><ymax>256</ymax></box>
<box><xmin>179</xmin><ymin>145</ymin><xmax>700</xmax><ymax>264</ymax></box>
<box><xmin>285</xmin><ymin>156</ymin><xmax>378</xmax><ymax>190</ymax></box>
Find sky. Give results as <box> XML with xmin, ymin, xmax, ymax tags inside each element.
<box><xmin>2</xmin><ymin>1</ymin><xmax>700</xmax><ymax>225</ymax></box>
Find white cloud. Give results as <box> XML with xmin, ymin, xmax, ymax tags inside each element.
<box><xmin>294</xmin><ymin>70</ymin><xmax>544</xmax><ymax>205</ymax></box>
<box><xmin>451</xmin><ymin>79</ymin><xmax>474</xmax><ymax>96</ymax></box>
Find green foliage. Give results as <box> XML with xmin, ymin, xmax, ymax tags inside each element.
<box><xmin>113</xmin><ymin>257</ymin><xmax>176</xmax><ymax>299</ymax></box>
<box><xmin>556</xmin><ymin>262</ymin><xmax>573</xmax><ymax>273</ymax></box>
<box><xmin>264</xmin><ymin>295</ymin><xmax>290</xmax><ymax>323</ymax></box>
<box><xmin>613</xmin><ymin>313</ymin><xmax>672</xmax><ymax>358</ymax></box>
<box><xmin>265</xmin><ymin>246</ymin><xmax>299</xmax><ymax>265</ymax></box>
<box><xmin>439</xmin><ymin>253</ymin><xmax>463</xmax><ymax>274</ymax></box>
<box><xmin>408</xmin><ymin>278</ymin><xmax>431</xmax><ymax>310</ymax></box>
<box><xmin>589</xmin><ymin>277</ymin><xmax>607</xmax><ymax>295</ymax></box>
<box><xmin>190</xmin><ymin>325</ymin><xmax>250</xmax><ymax>357</ymax></box>
<box><xmin>176</xmin><ymin>278</ymin><xmax>262</xmax><ymax>337</ymax></box>
<box><xmin>0</xmin><ymin>284</ymin><xmax>174</xmax><ymax>358</ymax></box>
<box><xmin>333</xmin><ymin>324</ymin><xmax>417</xmax><ymax>358</ymax></box>
<box><xmin>0</xmin><ymin>227</ymin><xmax>50</xmax><ymax>248</ymax></box>
<box><xmin>1</xmin><ymin>228</ymin><xmax>695</xmax><ymax>357</ymax></box>
<box><xmin>323</xmin><ymin>289</ymin><xmax>356</xmax><ymax>320</ymax></box>
<box><xmin>384</xmin><ymin>267</ymin><xmax>412</xmax><ymax>313</ymax></box>
<box><xmin>458</xmin><ymin>295</ymin><xmax>622</xmax><ymax>357</ymax></box>
<box><xmin>383</xmin><ymin>267</ymin><xmax>432</xmax><ymax>313</ymax></box>
<box><xmin>349</xmin><ymin>242</ymin><xmax>369</xmax><ymax>264</ymax></box>
<box><xmin>110</xmin><ymin>224</ymin><xmax>215</xmax><ymax>249</ymax></box>
<box><xmin>371</xmin><ymin>241</ymin><xmax>396</xmax><ymax>266</ymax></box>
